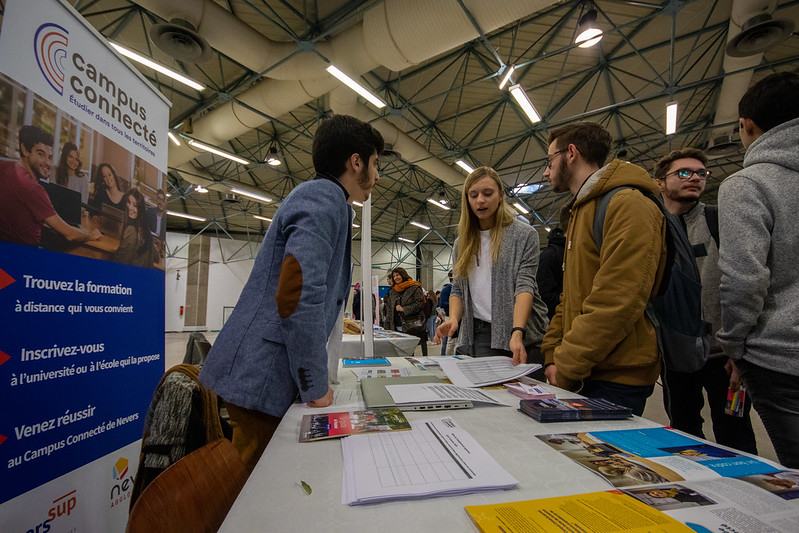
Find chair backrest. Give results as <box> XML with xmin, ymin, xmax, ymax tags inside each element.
<box><xmin>184</xmin><ymin>332</ymin><xmax>212</xmax><ymax>365</ymax></box>
<box><xmin>127</xmin><ymin>438</ymin><xmax>247</xmax><ymax>533</ymax></box>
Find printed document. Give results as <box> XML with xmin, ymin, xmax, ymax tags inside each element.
<box><xmin>440</xmin><ymin>355</ymin><xmax>541</xmax><ymax>387</ymax></box>
<box><xmin>342</xmin><ymin>417</ymin><xmax>517</xmax><ymax>505</ymax></box>
<box><xmin>385</xmin><ymin>383</ymin><xmax>507</xmax><ymax>406</ymax></box>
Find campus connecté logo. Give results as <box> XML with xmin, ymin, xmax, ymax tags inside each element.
<box><xmin>112</xmin><ymin>457</ymin><xmax>129</xmax><ymax>480</ymax></box>
<box><xmin>34</xmin><ymin>23</ymin><xmax>69</xmax><ymax>95</ymax></box>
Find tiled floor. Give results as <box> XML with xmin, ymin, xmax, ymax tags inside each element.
<box><xmin>164</xmin><ymin>332</ymin><xmax>778</xmax><ymax>463</ymax></box>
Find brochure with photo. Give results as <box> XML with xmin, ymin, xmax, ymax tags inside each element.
<box><xmin>298</xmin><ymin>408</ymin><xmax>410</xmax><ymax>442</ymax></box>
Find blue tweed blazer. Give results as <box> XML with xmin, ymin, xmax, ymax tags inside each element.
<box><xmin>199</xmin><ymin>177</ymin><xmax>352</xmax><ymax>417</ymax></box>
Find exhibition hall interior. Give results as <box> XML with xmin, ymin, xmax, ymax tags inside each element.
<box><xmin>2</xmin><ymin>0</ymin><xmax>799</xmax><ymax>531</ymax></box>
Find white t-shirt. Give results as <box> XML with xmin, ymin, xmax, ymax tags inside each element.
<box><xmin>469</xmin><ymin>230</ymin><xmax>492</xmax><ymax>322</ymax></box>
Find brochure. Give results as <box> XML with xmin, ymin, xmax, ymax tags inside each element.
<box><xmin>503</xmin><ymin>382</ymin><xmax>556</xmax><ymax>400</ymax></box>
<box><xmin>342</xmin><ymin>357</ymin><xmax>391</xmax><ymax>367</ymax></box>
<box><xmin>519</xmin><ymin>397</ymin><xmax>633</xmax><ymax>421</ymax></box>
<box><xmin>298</xmin><ymin>408</ymin><xmax>410</xmax><ymax>442</ymax></box>
<box><xmin>466</xmin><ymin>490</ymin><xmax>691</xmax><ymax>532</ymax></box>
<box><xmin>536</xmin><ymin>427</ymin><xmax>780</xmax><ymax>489</ymax></box>
<box><xmin>350</xmin><ymin>367</ymin><xmax>413</xmax><ymax>381</ymax></box>
<box><xmin>469</xmin><ymin>427</ymin><xmax>799</xmax><ymax>532</ymax></box>
<box><xmin>467</xmin><ymin>474</ymin><xmax>799</xmax><ymax>533</ymax></box>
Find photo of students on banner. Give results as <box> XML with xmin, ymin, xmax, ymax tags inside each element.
<box><xmin>0</xmin><ymin>72</ymin><xmax>165</xmax><ymax>269</ymax></box>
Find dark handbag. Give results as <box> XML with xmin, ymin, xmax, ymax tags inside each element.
<box><xmin>402</xmin><ymin>315</ymin><xmax>427</xmax><ymax>337</ymax></box>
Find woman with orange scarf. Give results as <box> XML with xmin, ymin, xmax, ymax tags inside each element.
<box><xmin>385</xmin><ymin>267</ymin><xmax>428</xmax><ymax>356</ymax></box>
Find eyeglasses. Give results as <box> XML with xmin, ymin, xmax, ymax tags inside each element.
<box><xmin>666</xmin><ymin>168</ymin><xmax>712</xmax><ymax>180</ymax></box>
<box><xmin>546</xmin><ymin>149</ymin><xmax>568</xmax><ymax>169</ymax></box>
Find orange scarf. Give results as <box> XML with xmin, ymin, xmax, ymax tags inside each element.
<box><xmin>393</xmin><ymin>279</ymin><xmax>421</xmax><ymax>292</ymax></box>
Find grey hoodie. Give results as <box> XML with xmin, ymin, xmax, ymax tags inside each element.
<box><xmin>717</xmin><ymin>116</ymin><xmax>799</xmax><ymax>375</ymax></box>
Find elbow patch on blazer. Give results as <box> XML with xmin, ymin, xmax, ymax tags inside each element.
<box><xmin>276</xmin><ymin>254</ymin><xmax>302</xmax><ymax>318</ymax></box>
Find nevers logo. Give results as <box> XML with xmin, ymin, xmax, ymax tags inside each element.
<box><xmin>112</xmin><ymin>457</ymin><xmax>129</xmax><ymax>480</ymax></box>
<box><xmin>34</xmin><ymin>23</ymin><xmax>69</xmax><ymax>95</ymax></box>
<box><xmin>110</xmin><ymin>457</ymin><xmax>134</xmax><ymax>508</ymax></box>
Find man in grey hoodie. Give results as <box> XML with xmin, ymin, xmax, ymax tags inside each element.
<box><xmin>718</xmin><ymin>71</ymin><xmax>799</xmax><ymax>467</ymax></box>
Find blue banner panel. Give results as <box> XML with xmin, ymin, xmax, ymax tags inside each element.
<box><xmin>0</xmin><ymin>241</ymin><xmax>164</xmax><ymax>504</ymax></box>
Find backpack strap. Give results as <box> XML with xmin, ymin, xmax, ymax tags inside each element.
<box><xmin>592</xmin><ymin>186</ymin><xmax>636</xmax><ymax>250</ymax></box>
<box><xmin>704</xmin><ymin>204</ymin><xmax>719</xmax><ymax>248</ymax></box>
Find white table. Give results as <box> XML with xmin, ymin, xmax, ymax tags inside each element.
<box><xmin>340</xmin><ymin>331</ymin><xmax>421</xmax><ymax>358</ymax></box>
<box><xmin>220</xmin><ymin>360</ymin><xmax>666</xmax><ymax>532</ymax></box>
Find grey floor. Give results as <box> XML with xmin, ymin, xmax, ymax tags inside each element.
<box><xmin>165</xmin><ymin>332</ymin><xmax>778</xmax><ymax>463</ymax></box>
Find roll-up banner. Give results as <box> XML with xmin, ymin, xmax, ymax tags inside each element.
<box><xmin>0</xmin><ymin>0</ymin><xmax>169</xmax><ymax>530</ymax></box>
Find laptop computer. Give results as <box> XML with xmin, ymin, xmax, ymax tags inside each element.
<box><xmin>99</xmin><ymin>204</ymin><xmax>124</xmax><ymax>240</ymax></box>
<box><xmin>361</xmin><ymin>376</ymin><xmax>473</xmax><ymax>411</ymax></box>
<box><xmin>41</xmin><ymin>182</ymin><xmax>81</xmax><ymax>226</ymax></box>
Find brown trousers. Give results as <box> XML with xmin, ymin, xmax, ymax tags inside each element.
<box><xmin>224</xmin><ymin>401</ymin><xmax>282</xmax><ymax>474</ymax></box>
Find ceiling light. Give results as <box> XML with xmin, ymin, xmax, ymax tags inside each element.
<box><xmin>265</xmin><ymin>146</ymin><xmax>281</xmax><ymax>166</ymax></box>
<box><xmin>195</xmin><ymin>185</ymin><xmax>208</xmax><ymax>193</ymax></box>
<box><xmin>167</xmin><ymin>210</ymin><xmax>206</xmax><ymax>222</ymax></box>
<box><xmin>187</xmin><ymin>139</ymin><xmax>250</xmax><ymax>165</ymax></box>
<box><xmin>352</xmin><ymin>223</ymin><xmax>361</xmax><ymax>228</ymax></box>
<box><xmin>109</xmin><ymin>42</ymin><xmax>205</xmax><ymax>91</ymax></box>
<box><xmin>398</xmin><ymin>237</ymin><xmax>414</xmax><ymax>243</ymax></box>
<box><xmin>513</xmin><ymin>202</ymin><xmax>530</xmax><ymax>214</ymax></box>
<box><xmin>427</xmin><ymin>198</ymin><xmax>451</xmax><ymax>211</ymax></box>
<box><xmin>455</xmin><ymin>160</ymin><xmax>475</xmax><ymax>173</ymax></box>
<box><xmin>410</xmin><ymin>221</ymin><xmax>431</xmax><ymax>230</ymax></box>
<box><xmin>665</xmin><ymin>101</ymin><xmax>678</xmax><ymax>135</ymax></box>
<box><xmin>512</xmin><ymin>183</ymin><xmax>545</xmax><ymax>195</ymax></box>
<box><xmin>509</xmin><ymin>84</ymin><xmax>541</xmax><ymax>124</ymax></box>
<box><xmin>326</xmin><ymin>65</ymin><xmax>386</xmax><ymax>109</ymax></box>
<box><xmin>230</xmin><ymin>187</ymin><xmax>272</xmax><ymax>204</ymax></box>
<box><xmin>498</xmin><ymin>64</ymin><xmax>515</xmax><ymax>90</ymax></box>
<box><xmin>545</xmin><ymin>226</ymin><xmax>552</xmax><ymax>232</ymax></box>
<box><xmin>167</xmin><ymin>131</ymin><xmax>181</xmax><ymax>146</ymax></box>
<box><xmin>575</xmin><ymin>8</ymin><xmax>603</xmax><ymax>48</ymax></box>
<box><xmin>352</xmin><ymin>201</ymin><xmax>363</xmax><ymax>207</ymax></box>
<box><xmin>253</xmin><ymin>215</ymin><xmax>272</xmax><ymax>222</ymax></box>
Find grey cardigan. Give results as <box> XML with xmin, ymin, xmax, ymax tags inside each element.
<box><xmin>451</xmin><ymin>219</ymin><xmax>549</xmax><ymax>354</ymax></box>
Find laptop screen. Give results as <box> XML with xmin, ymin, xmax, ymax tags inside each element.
<box><xmin>41</xmin><ymin>182</ymin><xmax>81</xmax><ymax>226</ymax></box>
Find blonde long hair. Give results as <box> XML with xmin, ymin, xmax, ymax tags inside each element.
<box><xmin>453</xmin><ymin>166</ymin><xmax>515</xmax><ymax>279</ymax></box>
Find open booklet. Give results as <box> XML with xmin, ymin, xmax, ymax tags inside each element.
<box><xmin>518</xmin><ymin>426</ymin><xmax>799</xmax><ymax>532</ymax></box>
<box><xmin>342</xmin><ymin>417</ymin><xmax>518</xmax><ymax>505</ymax></box>
<box><xmin>439</xmin><ymin>355</ymin><xmax>542</xmax><ymax>387</ymax></box>
<box><xmin>467</xmin><ymin>476</ymin><xmax>799</xmax><ymax>532</ymax></box>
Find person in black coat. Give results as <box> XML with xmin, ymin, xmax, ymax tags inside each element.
<box><xmin>536</xmin><ymin>227</ymin><xmax>566</xmax><ymax>320</ymax></box>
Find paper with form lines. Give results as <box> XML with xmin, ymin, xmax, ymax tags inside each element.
<box><xmin>439</xmin><ymin>356</ymin><xmax>542</xmax><ymax>387</ymax></box>
<box><xmin>341</xmin><ymin>417</ymin><xmax>517</xmax><ymax>505</ymax></box>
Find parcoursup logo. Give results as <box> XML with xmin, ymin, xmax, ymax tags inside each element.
<box><xmin>113</xmin><ymin>456</ymin><xmax>129</xmax><ymax>480</ymax></box>
<box><xmin>34</xmin><ymin>23</ymin><xmax>69</xmax><ymax>95</ymax></box>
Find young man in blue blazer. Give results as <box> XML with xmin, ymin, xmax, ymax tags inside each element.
<box><xmin>200</xmin><ymin>115</ymin><xmax>384</xmax><ymax>471</ymax></box>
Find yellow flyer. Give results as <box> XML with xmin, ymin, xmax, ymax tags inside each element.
<box><xmin>466</xmin><ymin>490</ymin><xmax>692</xmax><ymax>532</ymax></box>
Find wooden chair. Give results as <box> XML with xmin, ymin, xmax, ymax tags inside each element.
<box><xmin>127</xmin><ymin>438</ymin><xmax>247</xmax><ymax>533</ymax></box>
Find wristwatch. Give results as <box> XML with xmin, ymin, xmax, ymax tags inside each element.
<box><xmin>511</xmin><ymin>327</ymin><xmax>526</xmax><ymax>339</ymax></box>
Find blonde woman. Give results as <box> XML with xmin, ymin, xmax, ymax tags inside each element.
<box><xmin>435</xmin><ymin>166</ymin><xmax>548</xmax><ymax>365</ymax></box>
